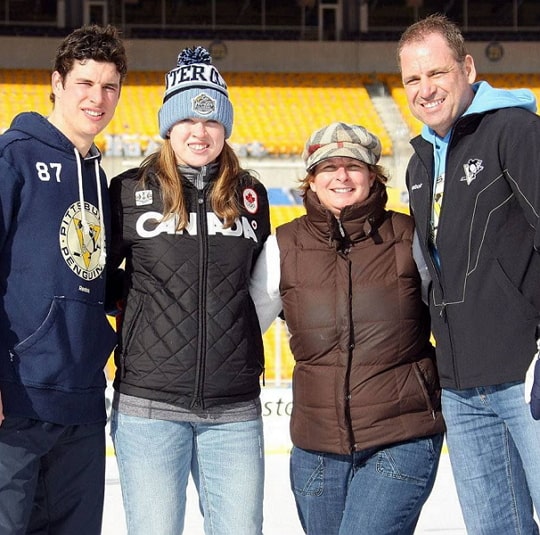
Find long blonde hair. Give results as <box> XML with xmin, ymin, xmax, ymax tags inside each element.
<box><xmin>138</xmin><ymin>140</ymin><xmax>242</xmax><ymax>230</ymax></box>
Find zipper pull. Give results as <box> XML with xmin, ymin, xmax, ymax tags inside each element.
<box><xmin>439</xmin><ymin>302</ymin><xmax>447</xmax><ymax>320</ymax></box>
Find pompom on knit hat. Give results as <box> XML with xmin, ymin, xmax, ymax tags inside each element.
<box><xmin>158</xmin><ymin>46</ymin><xmax>233</xmax><ymax>139</ymax></box>
<box><xmin>302</xmin><ymin>122</ymin><xmax>381</xmax><ymax>172</ymax></box>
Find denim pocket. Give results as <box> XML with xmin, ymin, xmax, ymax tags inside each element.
<box><xmin>290</xmin><ymin>447</ymin><xmax>325</xmax><ymax>497</ymax></box>
<box><xmin>375</xmin><ymin>434</ymin><xmax>443</xmax><ymax>484</ymax></box>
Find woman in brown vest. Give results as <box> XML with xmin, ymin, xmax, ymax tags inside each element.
<box><xmin>250</xmin><ymin>121</ymin><xmax>445</xmax><ymax>534</ymax></box>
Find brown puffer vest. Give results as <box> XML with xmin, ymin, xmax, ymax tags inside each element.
<box><xmin>276</xmin><ymin>183</ymin><xmax>445</xmax><ymax>454</ymax></box>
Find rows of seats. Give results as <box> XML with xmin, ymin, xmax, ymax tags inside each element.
<box><xmin>1</xmin><ymin>68</ymin><xmax>538</xmax><ymax>382</ymax></box>
<box><xmin>104</xmin><ymin>71</ymin><xmax>394</xmax><ymax>157</ymax></box>
<box><xmin>8</xmin><ymin>67</ymin><xmax>537</xmax><ymax>383</ymax></box>
<box><xmin>226</xmin><ymin>72</ymin><xmax>392</xmax><ymax>156</ymax></box>
<box><xmin>0</xmin><ymin>69</ymin><xmax>392</xmax><ymax>157</ymax></box>
<box><xmin>2</xmin><ymin>69</ymin><xmax>540</xmax><ymax>156</ymax></box>
<box><xmin>380</xmin><ymin>73</ymin><xmax>425</xmax><ymax>137</ymax></box>
<box><xmin>0</xmin><ymin>69</ymin><xmax>50</xmax><ymax>129</ymax></box>
<box><xmin>260</xmin><ymin>67</ymin><xmax>540</xmax><ymax>380</ymax></box>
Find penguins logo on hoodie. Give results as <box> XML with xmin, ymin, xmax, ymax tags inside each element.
<box><xmin>59</xmin><ymin>200</ymin><xmax>104</xmax><ymax>280</ymax></box>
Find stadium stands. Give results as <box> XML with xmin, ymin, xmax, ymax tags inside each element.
<box><xmin>227</xmin><ymin>72</ymin><xmax>393</xmax><ymax>157</ymax></box>
<box><xmin>0</xmin><ymin>70</ymin><xmax>393</xmax><ymax>157</ymax></box>
<box><xmin>2</xmin><ymin>69</ymin><xmax>540</xmax><ymax>158</ymax></box>
<box><xmin>0</xmin><ymin>69</ymin><xmax>50</xmax><ymax>130</ymax></box>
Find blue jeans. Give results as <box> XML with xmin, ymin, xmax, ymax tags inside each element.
<box><xmin>289</xmin><ymin>433</ymin><xmax>443</xmax><ymax>535</ymax></box>
<box><xmin>110</xmin><ymin>410</ymin><xmax>264</xmax><ymax>535</ymax></box>
<box><xmin>0</xmin><ymin>417</ymin><xmax>105</xmax><ymax>535</ymax></box>
<box><xmin>443</xmin><ymin>383</ymin><xmax>540</xmax><ymax>534</ymax></box>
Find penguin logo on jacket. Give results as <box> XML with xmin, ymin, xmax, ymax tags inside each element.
<box><xmin>59</xmin><ymin>201</ymin><xmax>104</xmax><ymax>280</ymax></box>
<box><xmin>461</xmin><ymin>158</ymin><xmax>484</xmax><ymax>186</ymax></box>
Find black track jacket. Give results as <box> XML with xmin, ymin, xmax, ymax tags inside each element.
<box><xmin>407</xmin><ymin>102</ymin><xmax>540</xmax><ymax>390</ymax></box>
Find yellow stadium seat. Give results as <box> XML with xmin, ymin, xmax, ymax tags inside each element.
<box><xmin>3</xmin><ymin>68</ymin><xmax>540</xmax><ymax>165</ymax></box>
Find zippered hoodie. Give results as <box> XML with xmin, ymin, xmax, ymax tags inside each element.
<box><xmin>407</xmin><ymin>82</ymin><xmax>540</xmax><ymax>389</ymax></box>
<box><xmin>0</xmin><ymin>112</ymin><xmax>117</xmax><ymax>425</ymax></box>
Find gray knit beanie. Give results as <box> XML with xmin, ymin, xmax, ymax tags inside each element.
<box><xmin>158</xmin><ymin>46</ymin><xmax>233</xmax><ymax>139</ymax></box>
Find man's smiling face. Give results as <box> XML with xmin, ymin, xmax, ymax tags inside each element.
<box><xmin>400</xmin><ymin>32</ymin><xmax>476</xmax><ymax>137</ymax></box>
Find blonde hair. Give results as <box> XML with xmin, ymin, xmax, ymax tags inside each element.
<box><xmin>138</xmin><ymin>140</ymin><xmax>242</xmax><ymax>230</ymax></box>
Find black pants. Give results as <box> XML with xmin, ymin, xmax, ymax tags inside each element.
<box><xmin>0</xmin><ymin>417</ymin><xmax>106</xmax><ymax>535</ymax></box>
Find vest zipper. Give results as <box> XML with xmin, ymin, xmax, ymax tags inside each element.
<box><xmin>191</xmin><ymin>178</ymin><xmax>209</xmax><ymax>409</ymax></box>
<box><xmin>345</xmin><ymin>257</ymin><xmax>356</xmax><ymax>450</ymax></box>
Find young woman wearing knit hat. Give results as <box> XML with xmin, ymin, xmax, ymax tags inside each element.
<box><xmin>250</xmin><ymin>122</ymin><xmax>445</xmax><ymax>535</ymax></box>
<box><xmin>107</xmin><ymin>47</ymin><xmax>270</xmax><ymax>535</ymax></box>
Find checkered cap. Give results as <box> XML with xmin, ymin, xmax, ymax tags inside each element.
<box><xmin>302</xmin><ymin>122</ymin><xmax>381</xmax><ymax>171</ymax></box>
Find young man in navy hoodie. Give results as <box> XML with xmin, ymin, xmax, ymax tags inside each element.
<box><xmin>0</xmin><ymin>25</ymin><xmax>127</xmax><ymax>534</ymax></box>
<box><xmin>398</xmin><ymin>14</ymin><xmax>540</xmax><ymax>534</ymax></box>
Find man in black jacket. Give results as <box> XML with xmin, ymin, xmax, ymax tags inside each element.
<box><xmin>398</xmin><ymin>14</ymin><xmax>540</xmax><ymax>534</ymax></box>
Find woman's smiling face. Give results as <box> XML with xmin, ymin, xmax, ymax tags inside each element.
<box><xmin>309</xmin><ymin>157</ymin><xmax>375</xmax><ymax>216</ymax></box>
<box><xmin>169</xmin><ymin>118</ymin><xmax>225</xmax><ymax>166</ymax></box>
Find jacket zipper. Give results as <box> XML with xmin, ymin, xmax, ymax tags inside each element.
<box><xmin>412</xmin><ymin>363</ymin><xmax>437</xmax><ymax>420</ymax></box>
<box><xmin>191</xmin><ymin>169</ymin><xmax>209</xmax><ymax>409</ymax></box>
<box><xmin>418</xmin><ymin>137</ymin><xmax>460</xmax><ymax>388</ymax></box>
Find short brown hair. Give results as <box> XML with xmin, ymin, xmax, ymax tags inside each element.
<box><xmin>396</xmin><ymin>13</ymin><xmax>468</xmax><ymax>70</ymax></box>
<box><xmin>50</xmin><ymin>24</ymin><xmax>127</xmax><ymax>103</ymax></box>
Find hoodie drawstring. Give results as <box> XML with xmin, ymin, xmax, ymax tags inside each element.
<box><xmin>74</xmin><ymin>148</ymin><xmax>107</xmax><ymax>268</ymax></box>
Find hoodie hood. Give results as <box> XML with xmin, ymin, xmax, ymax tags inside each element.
<box><xmin>10</xmin><ymin>111</ymin><xmax>103</xmax><ymax>157</ymax></box>
<box><xmin>466</xmin><ymin>81</ymin><xmax>537</xmax><ymax>115</ymax></box>
<box><xmin>9</xmin><ymin>112</ymin><xmax>107</xmax><ymax>267</ymax></box>
<box><xmin>421</xmin><ymin>81</ymin><xmax>537</xmax><ymax>144</ymax></box>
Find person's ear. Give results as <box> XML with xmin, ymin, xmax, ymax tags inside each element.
<box><xmin>464</xmin><ymin>54</ymin><xmax>476</xmax><ymax>84</ymax></box>
<box><xmin>51</xmin><ymin>71</ymin><xmax>64</xmax><ymax>95</ymax></box>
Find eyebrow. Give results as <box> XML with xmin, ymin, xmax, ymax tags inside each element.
<box><xmin>73</xmin><ymin>76</ymin><xmax>120</xmax><ymax>89</ymax></box>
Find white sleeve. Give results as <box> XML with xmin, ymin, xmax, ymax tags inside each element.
<box><xmin>250</xmin><ymin>234</ymin><xmax>283</xmax><ymax>333</ymax></box>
